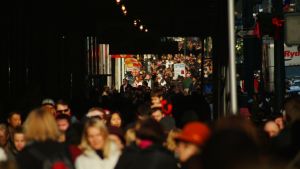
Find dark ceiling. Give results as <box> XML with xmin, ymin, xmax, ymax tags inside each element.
<box><xmin>1</xmin><ymin>0</ymin><xmax>225</xmax><ymax>54</ymax></box>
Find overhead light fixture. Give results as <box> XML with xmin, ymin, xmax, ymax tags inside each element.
<box><xmin>139</xmin><ymin>25</ymin><xmax>144</xmax><ymax>30</ymax></box>
<box><xmin>145</xmin><ymin>29</ymin><xmax>148</xmax><ymax>32</ymax></box>
<box><xmin>123</xmin><ymin>10</ymin><xmax>127</xmax><ymax>15</ymax></box>
<box><xmin>121</xmin><ymin>5</ymin><xmax>126</xmax><ymax>11</ymax></box>
<box><xmin>134</xmin><ymin>20</ymin><xmax>138</xmax><ymax>26</ymax></box>
<box><xmin>116</xmin><ymin>0</ymin><xmax>121</xmax><ymax>4</ymax></box>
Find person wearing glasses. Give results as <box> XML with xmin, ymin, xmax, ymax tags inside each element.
<box><xmin>56</xmin><ymin>99</ymin><xmax>78</xmax><ymax>123</ymax></box>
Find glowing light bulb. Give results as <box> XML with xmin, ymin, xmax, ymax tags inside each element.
<box><xmin>145</xmin><ymin>29</ymin><xmax>148</xmax><ymax>32</ymax></box>
<box><xmin>121</xmin><ymin>5</ymin><xmax>126</xmax><ymax>11</ymax></box>
<box><xmin>139</xmin><ymin>25</ymin><xmax>144</xmax><ymax>30</ymax></box>
<box><xmin>123</xmin><ymin>10</ymin><xmax>127</xmax><ymax>15</ymax></box>
<box><xmin>116</xmin><ymin>0</ymin><xmax>121</xmax><ymax>4</ymax></box>
<box><xmin>134</xmin><ymin>20</ymin><xmax>137</xmax><ymax>26</ymax></box>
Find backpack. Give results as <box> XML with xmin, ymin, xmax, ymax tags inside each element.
<box><xmin>29</xmin><ymin>148</ymin><xmax>75</xmax><ymax>169</ymax></box>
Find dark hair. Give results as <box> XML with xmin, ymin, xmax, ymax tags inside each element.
<box><xmin>137</xmin><ymin>104</ymin><xmax>151</xmax><ymax>117</ymax></box>
<box><xmin>56</xmin><ymin>99</ymin><xmax>69</xmax><ymax>106</ymax></box>
<box><xmin>13</xmin><ymin>126</ymin><xmax>24</xmax><ymax>135</ymax></box>
<box><xmin>65</xmin><ymin>122</ymin><xmax>84</xmax><ymax>145</ymax></box>
<box><xmin>150</xmin><ymin>108</ymin><xmax>163</xmax><ymax>115</ymax></box>
<box><xmin>107</xmin><ymin>112</ymin><xmax>122</xmax><ymax>127</ymax></box>
<box><xmin>8</xmin><ymin>111</ymin><xmax>21</xmax><ymax>119</ymax></box>
<box><xmin>150</xmin><ymin>88</ymin><xmax>164</xmax><ymax>98</ymax></box>
<box><xmin>135</xmin><ymin>118</ymin><xmax>165</xmax><ymax>144</ymax></box>
<box><xmin>108</xmin><ymin>126</ymin><xmax>126</xmax><ymax>145</ymax></box>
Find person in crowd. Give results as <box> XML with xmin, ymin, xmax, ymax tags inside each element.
<box><xmin>120</xmin><ymin>79</ymin><xmax>132</xmax><ymax>94</ymax></box>
<box><xmin>108</xmin><ymin>126</ymin><xmax>125</xmax><ymax>151</ymax></box>
<box><xmin>75</xmin><ymin>118</ymin><xmax>121</xmax><ymax>169</ymax></box>
<box><xmin>156</xmin><ymin>74</ymin><xmax>167</xmax><ymax>87</ymax></box>
<box><xmin>202</xmin><ymin>127</ymin><xmax>261</xmax><ymax>169</ymax></box>
<box><xmin>56</xmin><ymin>99</ymin><xmax>78</xmax><ymax>123</ymax></box>
<box><xmin>150</xmin><ymin>108</ymin><xmax>164</xmax><ymax>123</ymax></box>
<box><xmin>17</xmin><ymin>108</ymin><xmax>73</xmax><ymax>169</ymax></box>
<box><xmin>136</xmin><ymin>104</ymin><xmax>151</xmax><ymax>121</ymax></box>
<box><xmin>107</xmin><ymin>112</ymin><xmax>122</xmax><ymax>128</ymax></box>
<box><xmin>85</xmin><ymin>107</ymin><xmax>107</xmax><ymax>122</ymax></box>
<box><xmin>115</xmin><ymin>118</ymin><xmax>178</xmax><ymax>169</ymax></box>
<box><xmin>144</xmin><ymin>74</ymin><xmax>152</xmax><ymax>89</ymax></box>
<box><xmin>175</xmin><ymin>122</ymin><xmax>211</xmax><ymax>169</ymax></box>
<box><xmin>165</xmin><ymin>129</ymin><xmax>181</xmax><ymax>152</ymax></box>
<box><xmin>150</xmin><ymin>89</ymin><xmax>164</xmax><ymax>109</ymax></box>
<box><xmin>41</xmin><ymin>98</ymin><xmax>56</xmax><ymax>109</ymax></box>
<box><xmin>183</xmin><ymin>73</ymin><xmax>193</xmax><ymax>95</ymax></box>
<box><xmin>133</xmin><ymin>76</ymin><xmax>143</xmax><ymax>88</ymax></box>
<box><xmin>102</xmin><ymin>86</ymin><xmax>111</xmax><ymax>96</ymax></box>
<box><xmin>41</xmin><ymin>98</ymin><xmax>57</xmax><ymax>116</ymax></box>
<box><xmin>0</xmin><ymin>124</ymin><xmax>9</xmax><ymax>150</ymax></box>
<box><xmin>56</xmin><ymin>114</ymin><xmax>71</xmax><ymax>143</ymax></box>
<box><xmin>7</xmin><ymin>111</ymin><xmax>22</xmax><ymax>144</ymax></box>
<box><xmin>65</xmin><ymin>122</ymin><xmax>84</xmax><ymax>163</ymax></box>
<box><xmin>124</xmin><ymin>128</ymin><xmax>136</xmax><ymax>146</ymax></box>
<box><xmin>274</xmin><ymin>114</ymin><xmax>285</xmax><ymax>131</ymax></box>
<box><xmin>160</xmin><ymin>115</ymin><xmax>176</xmax><ymax>134</ymax></box>
<box><xmin>271</xmin><ymin>95</ymin><xmax>300</xmax><ymax>164</ymax></box>
<box><xmin>264</xmin><ymin>121</ymin><xmax>280</xmax><ymax>138</ymax></box>
<box><xmin>6</xmin><ymin>126</ymin><xmax>26</xmax><ymax>161</ymax></box>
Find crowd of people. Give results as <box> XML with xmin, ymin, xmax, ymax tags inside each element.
<box><xmin>124</xmin><ymin>53</ymin><xmax>213</xmax><ymax>97</ymax></box>
<box><xmin>1</xmin><ymin>83</ymin><xmax>300</xmax><ymax>169</ymax></box>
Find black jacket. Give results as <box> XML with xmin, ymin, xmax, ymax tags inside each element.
<box><xmin>17</xmin><ymin>140</ymin><xmax>72</xmax><ymax>169</ymax></box>
<box><xmin>115</xmin><ymin>143</ymin><xmax>179</xmax><ymax>169</ymax></box>
<box><xmin>181</xmin><ymin>154</ymin><xmax>203</xmax><ymax>169</ymax></box>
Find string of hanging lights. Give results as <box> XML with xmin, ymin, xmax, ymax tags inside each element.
<box><xmin>115</xmin><ymin>0</ymin><xmax>149</xmax><ymax>32</ymax></box>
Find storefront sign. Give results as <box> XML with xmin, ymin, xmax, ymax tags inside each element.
<box><xmin>173</xmin><ymin>63</ymin><xmax>185</xmax><ymax>80</ymax></box>
<box><xmin>285</xmin><ymin>45</ymin><xmax>300</xmax><ymax>66</ymax></box>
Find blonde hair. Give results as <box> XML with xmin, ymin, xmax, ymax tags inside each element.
<box><xmin>23</xmin><ymin>108</ymin><xmax>60</xmax><ymax>142</ymax></box>
<box><xmin>165</xmin><ymin>129</ymin><xmax>181</xmax><ymax>152</ymax></box>
<box><xmin>80</xmin><ymin>118</ymin><xmax>111</xmax><ymax>158</ymax></box>
<box><xmin>125</xmin><ymin>128</ymin><xmax>136</xmax><ymax>146</ymax></box>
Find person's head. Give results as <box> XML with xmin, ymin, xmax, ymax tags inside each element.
<box><xmin>166</xmin><ymin>129</ymin><xmax>181</xmax><ymax>152</ymax></box>
<box><xmin>135</xmin><ymin>118</ymin><xmax>165</xmax><ymax>145</ymax></box>
<box><xmin>13</xmin><ymin>127</ymin><xmax>26</xmax><ymax>152</ymax></box>
<box><xmin>23</xmin><ymin>108</ymin><xmax>60</xmax><ymax>142</ymax></box>
<box><xmin>214</xmin><ymin>116</ymin><xmax>260</xmax><ymax>145</ymax></box>
<box><xmin>264</xmin><ymin>121</ymin><xmax>280</xmax><ymax>138</ymax></box>
<box><xmin>151</xmin><ymin>89</ymin><xmax>163</xmax><ymax>106</ymax></box>
<box><xmin>108</xmin><ymin>112</ymin><xmax>122</xmax><ymax>128</ymax></box>
<box><xmin>136</xmin><ymin>104</ymin><xmax>151</xmax><ymax>120</ymax></box>
<box><xmin>124</xmin><ymin>128</ymin><xmax>136</xmax><ymax>146</ymax></box>
<box><xmin>56</xmin><ymin>114</ymin><xmax>71</xmax><ymax>133</ymax></box>
<box><xmin>123</xmin><ymin>79</ymin><xmax>128</xmax><ymax>85</ymax></box>
<box><xmin>202</xmin><ymin>129</ymin><xmax>260</xmax><ymax>169</ymax></box>
<box><xmin>86</xmin><ymin>107</ymin><xmax>106</xmax><ymax>121</ymax></box>
<box><xmin>284</xmin><ymin>95</ymin><xmax>300</xmax><ymax>123</ymax></box>
<box><xmin>81</xmin><ymin>118</ymin><xmax>108</xmax><ymax>151</ymax></box>
<box><xmin>151</xmin><ymin>108</ymin><xmax>164</xmax><ymax>122</ymax></box>
<box><xmin>56</xmin><ymin>100</ymin><xmax>71</xmax><ymax>116</ymax></box>
<box><xmin>7</xmin><ymin>112</ymin><xmax>22</xmax><ymax>128</ymax></box>
<box><xmin>41</xmin><ymin>98</ymin><xmax>55</xmax><ymax>109</ymax></box>
<box><xmin>41</xmin><ymin>105</ymin><xmax>57</xmax><ymax>117</ymax></box>
<box><xmin>0</xmin><ymin>124</ymin><xmax>8</xmax><ymax>147</ymax></box>
<box><xmin>274</xmin><ymin>116</ymin><xmax>285</xmax><ymax>130</ymax></box>
<box><xmin>175</xmin><ymin>122</ymin><xmax>211</xmax><ymax>162</ymax></box>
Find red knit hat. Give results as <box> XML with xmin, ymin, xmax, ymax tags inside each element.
<box><xmin>175</xmin><ymin>122</ymin><xmax>211</xmax><ymax>146</ymax></box>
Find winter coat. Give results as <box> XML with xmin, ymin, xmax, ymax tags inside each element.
<box><xmin>115</xmin><ymin>143</ymin><xmax>179</xmax><ymax>169</ymax></box>
<box><xmin>75</xmin><ymin>141</ymin><xmax>121</xmax><ymax>169</ymax></box>
<box><xmin>16</xmin><ymin>140</ymin><xmax>72</xmax><ymax>169</ymax></box>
